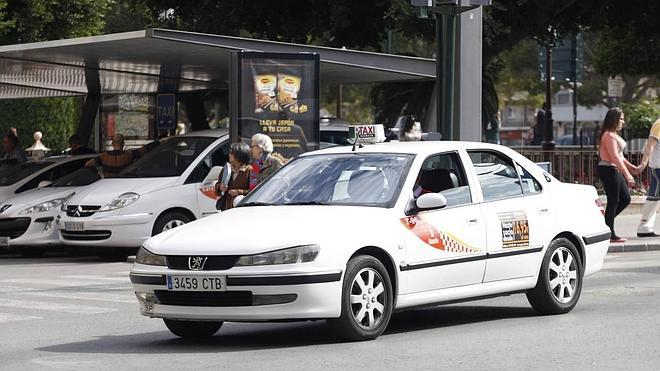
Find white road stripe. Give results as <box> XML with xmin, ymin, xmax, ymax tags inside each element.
<box><xmin>0</xmin><ymin>278</ymin><xmax>129</xmax><ymax>287</ymax></box>
<box><xmin>61</xmin><ymin>275</ymin><xmax>129</xmax><ymax>283</ymax></box>
<box><xmin>0</xmin><ymin>298</ymin><xmax>115</xmax><ymax>314</ymax></box>
<box><xmin>18</xmin><ymin>291</ymin><xmax>135</xmax><ymax>304</ymax></box>
<box><xmin>0</xmin><ymin>312</ymin><xmax>42</xmax><ymax>323</ymax></box>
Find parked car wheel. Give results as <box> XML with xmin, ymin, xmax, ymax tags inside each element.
<box><xmin>164</xmin><ymin>319</ymin><xmax>223</xmax><ymax>338</ymax></box>
<box><xmin>152</xmin><ymin>211</ymin><xmax>192</xmax><ymax>236</ymax></box>
<box><xmin>527</xmin><ymin>238</ymin><xmax>583</xmax><ymax>314</ymax></box>
<box><xmin>328</xmin><ymin>255</ymin><xmax>393</xmax><ymax>341</ymax></box>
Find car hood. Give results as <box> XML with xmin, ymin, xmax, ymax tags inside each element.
<box><xmin>68</xmin><ymin>177</ymin><xmax>178</xmax><ymax>205</ymax></box>
<box><xmin>144</xmin><ymin>205</ymin><xmax>393</xmax><ymax>255</ymax></box>
<box><xmin>0</xmin><ymin>187</ymin><xmax>77</xmax><ymax>215</ymax></box>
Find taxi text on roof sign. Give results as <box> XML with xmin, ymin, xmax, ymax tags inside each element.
<box><xmin>348</xmin><ymin>124</ymin><xmax>386</xmax><ymax>144</ymax></box>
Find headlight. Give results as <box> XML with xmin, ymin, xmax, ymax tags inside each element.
<box><xmin>20</xmin><ymin>196</ymin><xmax>71</xmax><ymax>214</ymax></box>
<box><xmin>99</xmin><ymin>192</ymin><xmax>139</xmax><ymax>212</ymax></box>
<box><xmin>234</xmin><ymin>244</ymin><xmax>319</xmax><ymax>266</ymax></box>
<box><xmin>135</xmin><ymin>247</ymin><xmax>167</xmax><ymax>266</ymax></box>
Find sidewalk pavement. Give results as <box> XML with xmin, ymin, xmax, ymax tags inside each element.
<box><xmin>610</xmin><ymin>213</ymin><xmax>660</xmax><ymax>252</ymax></box>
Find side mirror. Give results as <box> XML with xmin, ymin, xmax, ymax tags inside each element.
<box><xmin>415</xmin><ymin>193</ymin><xmax>447</xmax><ymax>210</ymax></box>
<box><xmin>203</xmin><ymin>166</ymin><xmax>223</xmax><ymax>186</ymax></box>
<box><xmin>233</xmin><ymin>195</ymin><xmax>245</xmax><ymax>208</ymax></box>
<box><xmin>38</xmin><ymin>180</ymin><xmax>52</xmax><ymax>188</ymax></box>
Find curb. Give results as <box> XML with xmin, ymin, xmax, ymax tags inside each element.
<box><xmin>126</xmin><ymin>255</ymin><xmax>136</xmax><ymax>263</ymax></box>
<box><xmin>608</xmin><ymin>242</ymin><xmax>660</xmax><ymax>253</ymax></box>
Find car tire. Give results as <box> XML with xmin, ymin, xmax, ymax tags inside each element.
<box><xmin>526</xmin><ymin>237</ymin><xmax>583</xmax><ymax>315</ymax></box>
<box><xmin>327</xmin><ymin>255</ymin><xmax>393</xmax><ymax>341</ymax></box>
<box><xmin>152</xmin><ymin>211</ymin><xmax>192</xmax><ymax>236</ymax></box>
<box><xmin>163</xmin><ymin>319</ymin><xmax>223</xmax><ymax>339</ymax></box>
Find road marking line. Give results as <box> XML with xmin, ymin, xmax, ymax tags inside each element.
<box><xmin>18</xmin><ymin>291</ymin><xmax>135</xmax><ymax>304</ymax></box>
<box><xmin>0</xmin><ymin>312</ymin><xmax>42</xmax><ymax>323</ymax></box>
<box><xmin>61</xmin><ymin>275</ymin><xmax>129</xmax><ymax>283</ymax></box>
<box><xmin>0</xmin><ymin>278</ymin><xmax>125</xmax><ymax>287</ymax></box>
<box><xmin>0</xmin><ymin>298</ymin><xmax>115</xmax><ymax>314</ymax></box>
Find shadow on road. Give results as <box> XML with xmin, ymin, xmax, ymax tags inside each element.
<box><xmin>0</xmin><ymin>247</ymin><xmax>133</xmax><ymax>265</ymax></box>
<box><xmin>36</xmin><ymin>304</ymin><xmax>537</xmax><ymax>354</ymax></box>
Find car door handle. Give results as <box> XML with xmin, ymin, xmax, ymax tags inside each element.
<box><xmin>538</xmin><ymin>207</ymin><xmax>551</xmax><ymax>215</ymax></box>
<box><xmin>466</xmin><ymin>218</ymin><xmax>479</xmax><ymax>225</ymax></box>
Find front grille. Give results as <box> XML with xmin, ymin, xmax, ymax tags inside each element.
<box><xmin>166</xmin><ymin>256</ymin><xmax>240</xmax><ymax>270</ymax></box>
<box><xmin>66</xmin><ymin>205</ymin><xmax>101</xmax><ymax>217</ymax></box>
<box><xmin>0</xmin><ymin>218</ymin><xmax>30</xmax><ymax>239</ymax></box>
<box><xmin>155</xmin><ymin>290</ymin><xmax>252</xmax><ymax>307</ymax></box>
<box><xmin>61</xmin><ymin>230</ymin><xmax>111</xmax><ymax>241</ymax></box>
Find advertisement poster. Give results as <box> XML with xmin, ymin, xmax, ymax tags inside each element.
<box><xmin>498</xmin><ymin>210</ymin><xmax>530</xmax><ymax>248</ymax></box>
<box><xmin>231</xmin><ymin>52</ymin><xmax>320</xmax><ymax>160</ymax></box>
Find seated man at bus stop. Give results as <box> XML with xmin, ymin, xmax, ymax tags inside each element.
<box><xmin>85</xmin><ymin>133</ymin><xmax>139</xmax><ymax>177</ymax></box>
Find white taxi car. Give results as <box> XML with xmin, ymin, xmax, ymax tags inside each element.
<box><xmin>130</xmin><ymin>127</ymin><xmax>610</xmax><ymax>341</ymax></box>
<box><xmin>58</xmin><ymin>131</ymin><xmax>228</xmax><ymax>255</ymax></box>
<box><xmin>0</xmin><ymin>167</ymin><xmax>100</xmax><ymax>256</ymax></box>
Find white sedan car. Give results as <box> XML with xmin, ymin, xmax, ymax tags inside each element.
<box><xmin>130</xmin><ymin>136</ymin><xmax>610</xmax><ymax>341</ymax></box>
<box><xmin>58</xmin><ymin>131</ymin><xmax>228</xmax><ymax>255</ymax></box>
<box><xmin>0</xmin><ymin>167</ymin><xmax>100</xmax><ymax>256</ymax></box>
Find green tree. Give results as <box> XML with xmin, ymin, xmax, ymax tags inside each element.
<box><xmin>0</xmin><ymin>0</ymin><xmax>111</xmax><ymax>152</ymax></box>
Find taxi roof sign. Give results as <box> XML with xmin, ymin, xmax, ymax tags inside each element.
<box><xmin>348</xmin><ymin>124</ymin><xmax>386</xmax><ymax>145</ymax></box>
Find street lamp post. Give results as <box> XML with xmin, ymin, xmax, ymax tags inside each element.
<box><xmin>543</xmin><ymin>45</ymin><xmax>555</xmax><ymax>151</ymax></box>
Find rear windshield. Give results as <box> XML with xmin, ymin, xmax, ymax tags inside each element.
<box><xmin>50</xmin><ymin>167</ymin><xmax>101</xmax><ymax>187</ymax></box>
<box><xmin>0</xmin><ymin>162</ymin><xmax>53</xmax><ymax>186</ymax></box>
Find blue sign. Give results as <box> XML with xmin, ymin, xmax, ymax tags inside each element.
<box><xmin>156</xmin><ymin>94</ymin><xmax>176</xmax><ymax>130</ymax></box>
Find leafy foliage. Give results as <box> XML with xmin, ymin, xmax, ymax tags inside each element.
<box><xmin>621</xmin><ymin>99</ymin><xmax>660</xmax><ymax>139</ymax></box>
<box><xmin>0</xmin><ymin>98</ymin><xmax>80</xmax><ymax>152</ymax></box>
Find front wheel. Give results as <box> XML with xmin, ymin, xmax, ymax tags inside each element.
<box><xmin>163</xmin><ymin>319</ymin><xmax>223</xmax><ymax>339</ymax></box>
<box><xmin>527</xmin><ymin>238</ymin><xmax>583</xmax><ymax>315</ymax></box>
<box><xmin>152</xmin><ymin>211</ymin><xmax>192</xmax><ymax>236</ymax></box>
<box><xmin>327</xmin><ymin>255</ymin><xmax>393</xmax><ymax>341</ymax></box>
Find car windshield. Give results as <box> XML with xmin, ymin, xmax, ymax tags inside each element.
<box><xmin>320</xmin><ymin>129</ymin><xmax>350</xmax><ymax>145</ymax></box>
<box><xmin>118</xmin><ymin>137</ymin><xmax>216</xmax><ymax>178</ymax></box>
<box><xmin>49</xmin><ymin>167</ymin><xmax>101</xmax><ymax>187</ymax></box>
<box><xmin>240</xmin><ymin>153</ymin><xmax>414</xmax><ymax>208</ymax></box>
<box><xmin>0</xmin><ymin>162</ymin><xmax>53</xmax><ymax>186</ymax></box>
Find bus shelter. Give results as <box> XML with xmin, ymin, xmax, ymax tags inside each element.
<box><xmin>0</xmin><ymin>28</ymin><xmax>437</xmax><ymax>151</ymax></box>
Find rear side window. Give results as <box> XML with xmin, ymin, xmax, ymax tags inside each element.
<box><xmin>468</xmin><ymin>150</ymin><xmax>523</xmax><ymax>201</ymax></box>
<box><xmin>413</xmin><ymin>152</ymin><xmax>471</xmax><ymax>207</ymax></box>
<box><xmin>517</xmin><ymin>163</ymin><xmax>542</xmax><ymax>194</ymax></box>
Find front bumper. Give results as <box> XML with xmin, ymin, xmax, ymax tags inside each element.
<box><xmin>0</xmin><ymin>215</ymin><xmax>60</xmax><ymax>247</ymax></box>
<box><xmin>130</xmin><ymin>266</ymin><xmax>344</xmax><ymax>321</ymax></box>
<box><xmin>58</xmin><ymin>212</ymin><xmax>153</xmax><ymax>248</ymax></box>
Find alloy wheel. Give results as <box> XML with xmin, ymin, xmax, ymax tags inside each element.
<box><xmin>350</xmin><ymin>267</ymin><xmax>387</xmax><ymax>330</ymax></box>
<box><xmin>549</xmin><ymin>247</ymin><xmax>578</xmax><ymax>303</ymax></box>
<box><xmin>162</xmin><ymin>219</ymin><xmax>185</xmax><ymax>232</ymax></box>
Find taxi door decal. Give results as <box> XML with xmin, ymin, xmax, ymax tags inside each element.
<box><xmin>400</xmin><ymin>215</ymin><xmax>480</xmax><ymax>253</ymax></box>
<box><xmin>498</xmin><ymin>210</ymin><xmax>529</xmax><ymax>248</ymax></box>
<box><xmin>199</xmin><ymin>185</ymin><xmax>220</xmax><ymax>200</ymax></box>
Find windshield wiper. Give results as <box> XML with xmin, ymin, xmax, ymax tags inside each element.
<box><xmin>236</xmin><ymin>201</ymin><xmax>276</xmax><ymax>208</ymax></box>
<box><xmin>282</xmin><ymin>201</ymin><xmax>330</xmax><ymax>206</ymax></box>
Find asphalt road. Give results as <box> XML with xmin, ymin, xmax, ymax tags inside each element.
<box><xmin>0</xmin><ymin>250</ymin><xmax>658</xmax><ymax>370</ymax></box>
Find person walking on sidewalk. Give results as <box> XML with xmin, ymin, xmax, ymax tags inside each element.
<box><xmin>597</xmin><ymin>107</ymin><xmax>637</xmax><ymax>243</ymax></box>
<box><xmin>634</xmin><ymin>118</ymin><xmax>660</xmax><ymax>237</ymax></box>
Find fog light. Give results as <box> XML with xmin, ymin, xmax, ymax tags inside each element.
<box><xmin>135</xmin><ymin>292</ymin><xmax>159</xmax><ymax>304</ymax></box>
<box><xmin>252</xmin><ymin>294</ymin><xmax>297</xmax><ymax>306</ymax></box>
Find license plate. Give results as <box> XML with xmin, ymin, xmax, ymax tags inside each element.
<box><xmin>65</xmin><ymin>222</ymin><xmax>84</xmax><ymax>231</ymax></box>
<box><xmin>0</xmin><ymin>236</ymin><xmax>8</xmax><ymax>247</ymax></box>
<box><xmin>166</xmin><ymin>275</ymin><xmax>226</xmax><ymax>291</ymax></box>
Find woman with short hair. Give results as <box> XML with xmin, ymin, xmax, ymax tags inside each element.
<box><xmin>249</xmin><ymin>133</ymin><xmax>283</xmax><ymax>190</ymax></box>
<box><xmin>216</xmin><ymin>142</ymin><xmax>252</xmax><ymax>211</ymax></box>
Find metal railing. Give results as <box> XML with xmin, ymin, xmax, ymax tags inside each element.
<box><xmin>517</xmin><ymin>147</ymin><xmax>647</xmax><ymax>191</ymax></box>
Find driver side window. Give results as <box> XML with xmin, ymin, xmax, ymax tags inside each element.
<box><xmin>185</xmin><ymin>142</ymin><xmax>230</xmax><ymax>184</ymax></box>
<box><xmin>413</xmin><ymin>152</ymin><xmax>472</xmax><ymax>207</ymax></box>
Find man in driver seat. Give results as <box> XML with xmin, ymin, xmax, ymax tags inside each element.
<box><xmin>85</xmin><ymin>134</ymin><xmax>142</xmax><ymax>177</ymax></box>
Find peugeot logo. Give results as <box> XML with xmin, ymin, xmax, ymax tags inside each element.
<box><xmin>73</xmin><ymin>205</ymin><xmax>83</xmax><ymax>217</ymax></box>
<box><xmin>0</xmin><ymin>205</ymin><xmax>10</xmax><ymax>214</ymax></box>
<box><xmin>188</xmin><ymin>256</ymin><xmax>207</xmax><ymax>270</ymax></box>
